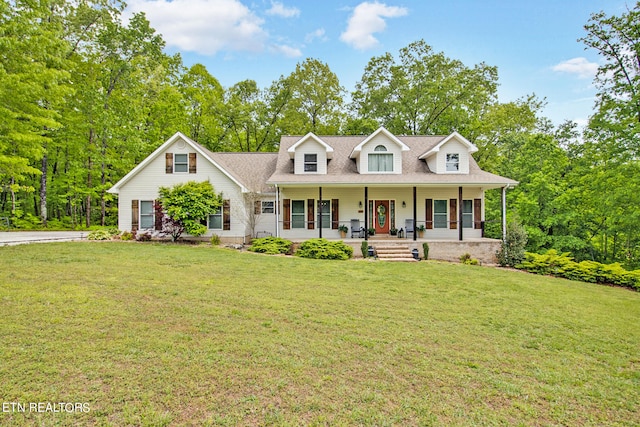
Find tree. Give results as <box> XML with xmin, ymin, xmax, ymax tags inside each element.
<box><xmin>581</xmin><ymin>2</ymin><xmax>640</xmax><ymax>157</ymax></box>
<box><xmin>179</xmin><ymin>64</ymin><xmax>225</xmax><ymax>148</ymax></box>
<box><xmin>281</xmin><ymin>58</ymin><xmax>345</xmax><ymax>134</ymax></box>
<box><xmin>351</xmin><ymin>40</ymin><xmax>498</xmax><ymax>135</ymax></box>
<box><xmin>157</xmin><ymin>181</ymin><xmax>222</xmax><ymax>240</ymax></box>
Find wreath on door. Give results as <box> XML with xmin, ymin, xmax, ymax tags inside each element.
<box><xmin>377</xmin><ymin>204</ymin><xmax>386</xmax><ymax>228</ymax></box>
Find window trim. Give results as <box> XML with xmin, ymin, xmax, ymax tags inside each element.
<box><xmin>261</xmin><ymin>201</ymin><xmax>274</xmax><ymax>214</ymax></box>
<box><xmin>318</xmin><ymin>200</ymin><xmax>331</xmax><ymax>229</ymax></box>
<box><xmin>368</xmin><ymin>146</ymin><xmax>394</xmax><ymax>172</ymax></box>
<box><xmin>208</xmin><ymin>206</ymin><xmax>222</xmax><ymax>230</ymax></box>
<box><xmin>433</xmin><ymin>199</ymin><xmax>448</xmax><ymax>229</ymax></box>
<box><xmin>462</xmin><ymin>199</ymin><xmax>473</xmax><ymax>228</ymax></box>
<box><xmin>291</xmin><ymin>200</ymin><xmax>305</xmax><ymax>229</ymax></box>
<box><xmin>445</xmin><ymin>153</ymin><xmax>460</xmax><ymax>172</ymax></box>
<box><xmin>303</xmin><ymin>153</ymin><xmax>318</xmax><ymax>172</ymax></box>
<box><xmin>174</xmin><ymin>153</ymin><xmax>189</xmax><ymax>173</ymax></box>
<box><xmin>140</xmin><ymin>200</ymin><xmax>155</xmax><ymax>229</ymax></box>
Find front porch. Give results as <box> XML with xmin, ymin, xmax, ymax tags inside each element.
<box><xmin>290</xmin><ymin>235</ymin><xmax>502</xmax><ymax>264</ymax></box>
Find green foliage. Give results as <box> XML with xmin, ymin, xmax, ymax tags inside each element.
<box><xmin>460</xmin><ymin>253</ymin><xmax>479</xmax><ymax>265</ymax></box>
<box><xmin>520</xmin><ymin>249</ymin><xmax>640</xmax><ymax>291</ymax></box>
<box><xmin>121</xmin><ymin>231</ymin><xmax>134</xmax><ymax>241</ymax></box>
<box><xmin>497</xmin><ymin>220</ymin><xmax>528</xmax><ymax>267</ymax></box>
<box><xmin>361</xmin><ymin>240</ymin><xmax>369</xmax><ymax>258</ymax></box>
<box><xmin>87</xmin><ymin>229</ymin><xmax>113</xmax><ymax>240</ymax></box>
<box><xmin>422</xmin><ymin>242</ymin><xmax>429</xmax><ymax>260</ymax></box>
<box><xmin>210</xmin><ymin>234</ymin><xmax>221</xmax><ymax>246</ymax></box>
<box><xmin>248</xmin><ymin>237</ymin><xmax>292</xmax><ymax>255</ymax></box>
<box><xmin>158</xmin><ymin>181</ymin><xmax>222</xmax><ymax>238</ymax></box>
<box><xmin>295</xmin><ymin>238</ymin><xmax>353</xmax><ymax>260</ymax></box>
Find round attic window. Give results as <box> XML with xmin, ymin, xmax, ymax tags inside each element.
<box><xmin>176</xmin><ymin>140</ymin><xmax>187</xmax><ymax>150</ymax></box>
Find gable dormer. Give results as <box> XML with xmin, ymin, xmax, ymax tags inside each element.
<box><xmin>349</xmin><ymin>127</ymin><xmax>410</xmax><ymax>174</ymax></box>
<box><xmin>288</xmin><ymin>133</ymin><xmax>333</xmax><ymax>175</ymax></box>
<box><xmin>418</xmin><ymin>132</ymin><xmax>478</xmax><ymax>174</ymax></box>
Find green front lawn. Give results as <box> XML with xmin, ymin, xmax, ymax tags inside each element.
<box><xmin>0</xmin><ymin>242</ymin><xmax>638</xmax><ymax>426</ymax></box>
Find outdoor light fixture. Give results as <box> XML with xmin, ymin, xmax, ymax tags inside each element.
<box><xmin>402</xmin><ymin>201</ymin><xmax>406</xmax><ymax>208</ymax></box>
<box><xmin>359</xmin><ymin>201</ymin><xmax>363</xmax><ymax>208</ymax></box>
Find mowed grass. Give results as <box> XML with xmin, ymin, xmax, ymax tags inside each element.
<box><xmin>0</xmin><ymin>242</ymin><xmax>639</xmax><ymax>426</ymax></box>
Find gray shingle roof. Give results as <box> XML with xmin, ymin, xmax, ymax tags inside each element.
<box><xmin>265</xmin><ymin>135</ymin><xmax>517</xmax><ymax>188</ymax></box>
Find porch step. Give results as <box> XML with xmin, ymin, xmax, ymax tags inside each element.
<box><xmin>373</xmin><ymin>245</ymin><xmax>417</xmax><ymax>262</ymax></box>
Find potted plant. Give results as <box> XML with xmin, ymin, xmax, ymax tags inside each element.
<box><xmin>338</xmin><ymin>224</ymin><xmax>348</xmax><ymax>238</ymax></box>
<box><xmin>390</xmin><ymin>227</ymin><xmax>398</xmax><ymax>236</ymax></box>
<box><xmin>417</xmin><ymin>224</ymin><xmax>426</xmax><ymax>238</ymax></box>
<box><xmin>368</xmin><ymin>227</ymin><xmax>376</xmax><ymax>236</ymax></box>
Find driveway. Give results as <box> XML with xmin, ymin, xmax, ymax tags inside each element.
<box><xmin>0</xmin><ymin>231</ymin><xmax>87</xmax><ymax>246</ymax></box>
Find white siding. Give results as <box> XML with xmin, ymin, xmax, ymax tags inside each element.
<box><xmin>117</xmin><ymin>139</ymin><xmax>247</xmax><ymax>238</ymax></box>
<box><xmin>293</xmin><ymin>139</ymin><xmax>327</xmax><ymax>175</ymax></box>
<box><xmin>434</xmin><ymin>139</ymin><xmax>471</xmax><ymax>174</ymax></box>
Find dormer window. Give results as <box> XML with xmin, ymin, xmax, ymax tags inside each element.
<box><xmin>304</xmin><ymin>154</ymin><xmax>318</xmax><ymax>172</ymax></box>
<box><xmin>174</xmin><ymin>154</ymin><xmax>189</xmax><ymax>172</ymax></box>
<box><xmin>446</xmin><ymin>153</ymin><xmax>460</xmax><ymax>172</ymax></box>
<box><xmin>368</xmin><ymin>145</ymin><xmax>393</xmax><ymax>172</ymax></box>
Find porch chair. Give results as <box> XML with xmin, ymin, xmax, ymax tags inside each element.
<box><xmin>350</xmin><ymin>219</ymin><xmax>365</xmax><ymax>238</ymax></box>
<box><xmin>404</xmin><ymin>219</ymin><xmax>414</xmax><ymax>239</ymax></box>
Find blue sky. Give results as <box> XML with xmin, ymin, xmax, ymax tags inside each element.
<box><xmin>125</xmin><ymin>0</ymin><xmax>627</xmax><ymax>128</ymax></box>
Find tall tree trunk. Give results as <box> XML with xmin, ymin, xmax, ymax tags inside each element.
<box><xmin>101</xmin><ymin>134</ymin><xmax>107</xmax><ymax>226</ymax></box>
<box><xmin>10</xmin><ymin>177</ymin><xmax>16</xmax><ymax>213</ymax></box>
<box><xmin>40</xmin><ymin>152</ymin><xmax>48</xmax><ymax>226</ymax></box>
<box><xmin>86</xmin><ymin>155</ymin><xmax>92</xmax><ymax>228</ymax></box>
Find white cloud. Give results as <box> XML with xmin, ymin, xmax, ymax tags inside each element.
<box><xmin>552</xmin><ymin>57</ymin><xmax>599</xmax><ymax>79</ymax></box>
<box><xmin>340</xmin><ymin>1</ymin><xmax>408</xmax><ymax>50</ymax></box>
<box><xmin>125</xmin><ymin>0</ymin><xmax>267</xmax><ymax>55</ymax></box>
<box><xmin>305</xmin><ymin>28</ymin><xmax>326</xmax><ymax>43</ymax></box>
<box><xmin>266</xmin><ymin>1</ymin><xmax>300</xmax><ymax>18</ymax></box>
<box><xmin>269</xmin><ymin>44</ymin><xmax>302</xmax><ymax>58</ymax></box>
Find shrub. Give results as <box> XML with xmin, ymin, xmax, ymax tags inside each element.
<box><xmin>460</xmin><ymin>253</ymin><xmax>479</xmax><ymax>265</ymax></box>
<box><xmin>210</xmin><ymin>234</ymin><xmax>221</xmax><ymax>246</ymax></box>
<box><xmin>496</xmin><ymin>220</ymin><xmax>528</xmax><ymax>267</ymax></box>
<box><xmin>121</xmin><ymin>231</ymin><xmax>134</xmax><ymax>241</ymax></box>
<box><xmin>422</xmin><ymin>242</ymin><xmax>429</xmax><ymax>260</ymax></box>
<box><xmin>87</xmin><ymin>229</ymin><xmax>113</xmax><ymax>241</ymax></box>
<box><xmin>248</xmin><ymin>237</ymin><xmax>292</xmax><ymax>255</ymax></box>
<box><xmin>361</xmin><ymin>240</ymin><xmax>369</xmax><ymax>258</ymax></box>
<box><xmin>295</xmin><ymin>238</ymin><xmax>353</xmax><ymax>260</ymax></box>
<box><xmin>136</xmin><ymin>232</ymin><xmax>152</xmax><ymax>242</ymax></box>
<box><xmin>519</xmin><ymin>249</ymin><xmax>640</xmax><ymax>291</ymax></box>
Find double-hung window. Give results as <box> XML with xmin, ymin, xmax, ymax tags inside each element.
<box><xmin>291</xmin><ymin>200</ymin><xmax>305</xmax><ymax>228</ymax></box>
<box><xmin>446</xmin><ymin>153</ymin><xmax>459</xmax><ymax>172</ymax></box>
<box><xmin>368</xmin><ymin>145</ymin><xmax>393</xmax><ymax>172</ymax></box>
<box><xmin>433</xmin><ymin>200</ymin><xmax>448</xmax><ymax>228</ymax></box>
<box><xmin>261</xmin><ymin>201</ymin><xmax>274</xmax><ymax>214</ymax></box>
<box><xmin>174</xmin><ymin>153</ymin><xmax>189</xmax><ymax>173</ymax></box>
<box><xmin>462</xmin><ymin>200</ymin><xmax>473</xmax><ymax>228</ymax></box>
<box><xmin>304</xmin><ymin>154</ymin><xmax>318</xmax><ymax>172</ymax></box>
<box><xmin>208</xmin><ymin>206</ymin><xmax>222</xmax><ymax>229</ymax></box>
<box><xmin>140</xmin><ymin>201</ymin><xmax>154</xmax><ymax>229</ymax></box>
<box><xmin>318</xmin><ymin>200</ymin><xmax>330</xmax><ymax>228</ymax></box>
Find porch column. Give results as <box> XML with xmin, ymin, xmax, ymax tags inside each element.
<box><xmin>318</xmin><ymin>186</ymin><xmax>323</xmax><ymax>238</ymax></box>
<box><xmin>502</xmin><ymin>186</ymin><xmax>507</xmax><ymax>242</ymax></box>
<box><xmin>458</xmin><ymin>186</ymin><xmax>463</xmax><ymax>241</ymax></box>
<box><xmin>413</xmin><ymin>186</ymin><xmax>417</xmax><ymax>241</ymax></box>
<box><xmin>275</xmin><ymin>185</ymin><xmax>280</xmax><ymax>238</ymax></box>
<box><xmin>364</xmin><ymin>187</ymin><xmax>368</xmax><ymax>241</ymax></box>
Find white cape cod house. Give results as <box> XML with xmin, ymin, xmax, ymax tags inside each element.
<box><xmin>108</xmin><ymin>127</ymin><xmax>517</xmax><ymax>260</ymax></box>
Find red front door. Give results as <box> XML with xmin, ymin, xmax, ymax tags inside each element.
<box><xmin>374</xmin><ymin>200</ymin><xmax>390</xmax><ymax>234</ymax></box>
